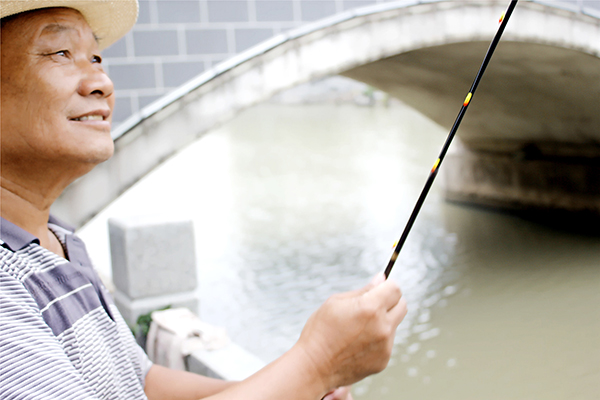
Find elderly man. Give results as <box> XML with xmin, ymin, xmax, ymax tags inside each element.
<box><xmin>0</xmin><ymin>1</ymin><xmax>407</xmax><ymax>399</ymax></box>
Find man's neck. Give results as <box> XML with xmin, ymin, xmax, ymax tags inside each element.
<box><xmin>1</xmin><ymin>177</ymin><xmax>66</xmax><ymax>257</ymax></box>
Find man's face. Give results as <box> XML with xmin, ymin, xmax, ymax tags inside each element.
<box><xmin>0</xmin><ymin>7</ymin><xmax>116</xmax><ymax>171</ymax></box>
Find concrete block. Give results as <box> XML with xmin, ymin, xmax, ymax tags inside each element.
<box><xmin>207</xmin><ymin>1</ymin><xmax>248</xmax><ymax>22</ymax></box>
<box><xmin>134</xmin><ymin>30</ymin><xmax>179</xmax><ymax>57</ymax></box>
<box><xmin>342</xmin><ymin>0</ymin><xmax>376</xmax><ymax>11</ymax></box>
<box><xmin>235</xmin><ymin>28</ymin><xmax>274</xmax><ymax>52</ymax></box>
<box><xmin>256</xmin><ymin>1</ymin><xmax>294</xmax><ymax>22</ymax></box>
<box><xmin>584</xmin><ymin>1</ymin><xmax>600</xmax><ymax>11</ymax></box>
<box><xmin>109</xmin><ymin>215</ymin><xmax>198</xmax><ymax>299</ymax></box>
<box><xmin>186</xmin><ymin>29</ymin><xmax>229</xmax><ymax>54</ymax></box>
<box><xmin>137</xmin><ymin>0</ymin><xmax>152</xmax><ymax>24</ymax></box>
<box><xmin>103</xmin><ymin>36</ymin><xmax>128</xmax><ymax>58</ymax></box>
<box><xmin>163</xmin><ymin>61</ymin><xmax>205</xmax><ymax>88</ymax></box>
<box><xmin>300</xmin><ymin>0</ymin><xmax>336</xmax><ymax>21</ymax></box>
<box><xmin>139</xmin><ymin>94</ymin><xmax>164</xmax><ymax>109</ymax></box>
<box><xmin>187</xmin><ymin>343</ymin><xmax>266</xmax><ymax>381</ymax></box>
<box><xmin>112</xmin><ymin>96</ymin><xmax>133</xmax><ymax>124</ymax></box>
<box><xmin>109</xmin><ymin>63</ymin><xmax>156</xmax><ymax>90</ymax></box>
<box><xmin>157</xmin><ymin>0</ymin><xmax>201</xmax><ymax>23</ymax></box>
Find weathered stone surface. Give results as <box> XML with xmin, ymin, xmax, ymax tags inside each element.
<box><xmin>108</xmin><ymin>216</ymin><xmax>200</xmax><ymax>325</ymax></box>
<box><xmin>109</xmin><ymin>215</ymin><xmax>198</xmax><ymax>298</ymax></box>
<box><xmin>442</xmin><ymin>140</ymin><xmax>600</xmax><ymax>215</ymax></box>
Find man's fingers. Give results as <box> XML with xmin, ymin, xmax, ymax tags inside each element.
<box><xmin>363</xmin><ymin>279</ymin><xmax>402</xmax><ymax>312</ymax></box>
<box><xmin>388</xmin><ymin>297</ymin><xmax>408</xmax><ymax>326</ymax></box>
<box><xmin>358</xmin><ymin>272</ymin><xmax>386</xmax><ymax>294</ymax></box>
<box><xmin>370</xmin><ymin>272</ymin><xmax>386</xmax><ymax>287</ymax></box>
<box><xmin>337</xmin><ymin>273</ymin><xmax>387</xmax><ymax>299</ymax></box>
<box><xmin>323</xmin><ymin>386</ymin><xmax>352</xmax><ymax>400</ymax></box>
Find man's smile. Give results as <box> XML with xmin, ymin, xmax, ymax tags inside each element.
<box><xmin>71</xmin><ymin>115</ymin><xmax>104</xmax><ymax>121</ymax></box>
<box><xmin>68</xmin><ymin>109</ymin><xmax>111</xmax><ymax>122</ymax></box>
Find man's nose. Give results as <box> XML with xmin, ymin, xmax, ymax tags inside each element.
<box><xmin>78</xmin><ymin>64</ymin><xmax>115</xmax><ymax>99</ymax></box>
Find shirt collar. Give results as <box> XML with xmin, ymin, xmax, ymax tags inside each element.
<box><xmin>0</xmin><ymin>215</ymin><xmax>74</xmax><ymax>252</ymax></box>
<box><xmin>48</xmin><ymin>214</ymin><xmax>75</xmax><ymax>233</ymax></box>
<box><xmin>0</xmin><ymin>217</ymin><xmax>39</xmax><ymax>251</ymax></box>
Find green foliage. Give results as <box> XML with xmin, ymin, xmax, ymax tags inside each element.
<box><xmin>131</xmin><ymin>305</ymin><xmax>172</xmax><ymax>338</ymax></box>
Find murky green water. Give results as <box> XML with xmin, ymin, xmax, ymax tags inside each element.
<box><xmin>80</xmin><ymin>103</ymin><xmax>600</xmax><ymax>399</ymax></box>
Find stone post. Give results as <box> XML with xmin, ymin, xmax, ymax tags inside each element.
<box><xmin>108</xmin><ymin>215</ymin><xmax>199</xmax><ymax>326</ymax></box>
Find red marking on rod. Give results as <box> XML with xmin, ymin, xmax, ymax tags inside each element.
<box><xmin>499</xmin><ymin>13</ymin><xmax>505</xmax><ymax>24</ymax></box>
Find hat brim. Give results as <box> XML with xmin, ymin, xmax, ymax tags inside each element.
<box><xmin>1</xmin><ymin>0</ymin><xmax>138</xmax><ymax>50</ymax></box>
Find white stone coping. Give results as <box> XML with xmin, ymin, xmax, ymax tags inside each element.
<box><xmin>187</xmin><ymin>343</ymin><xmax>267</xmax><ymax>381</ymax></box>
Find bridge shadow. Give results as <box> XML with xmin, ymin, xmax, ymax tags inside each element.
<box><xmin>448</xmin><ymin>199</ymin><xmax>600</xmax><ymax>237</ymax></box>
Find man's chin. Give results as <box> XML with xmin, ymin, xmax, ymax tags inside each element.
<box><xmin>88</xmin><ymin>146</ymin><xmax>115</xmax><ymax>165</ymax></box>
<box><xmin>78</xmin><ymin>140</ymin><xmax>115</xmax><ymax>166</ymax></box>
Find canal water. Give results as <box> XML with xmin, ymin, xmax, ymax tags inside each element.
<box><xmin>79</xmin><ymin>102</ymin><xmax>600</xmax><ymax>399</ymax></box>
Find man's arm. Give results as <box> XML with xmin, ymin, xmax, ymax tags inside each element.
<box><xmin>145</xmin><ymin>365</ymin><xmax>236</xmax><ymax>400</ymax></box>
<box><xmin>145</xmin><ymin>275</ymin><xmax>406</xmax><ymax>400</ymax></box>
<box><xmin>144</xmin><ymin>366</ymin><xmax>353</xmax><ymax>400</ymax></box>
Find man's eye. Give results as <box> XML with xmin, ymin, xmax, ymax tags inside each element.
<box><xmin>55</xmin><ymin>50</ymin><xmax>69</xmax><ymax>57</ymax></box>
<box><xmin>91</xmin><ymin>55</ymin><xmax>102</xmax><ymax>64</ymax></box>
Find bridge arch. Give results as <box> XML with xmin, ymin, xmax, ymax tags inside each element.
<box><xmin>54</xmin><ymin>0</ymin><xmax>600</xmax><ymax>227</ymax></box>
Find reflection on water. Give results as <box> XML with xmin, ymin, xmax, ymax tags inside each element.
<box><xmin>79</xmin><ymin>103</ymin><xmax>600</xmax><ymax>399</ymax></box>
<box><xmin>360</xmin><ymin>202</ymin><xmax>600</xmax><ymax>399</ymax></box>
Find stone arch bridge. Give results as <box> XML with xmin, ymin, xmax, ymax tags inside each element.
<box><xmin>54</xmin><ymin>0</ymin><xmax>600</xmax><ymax>227</ymax></box>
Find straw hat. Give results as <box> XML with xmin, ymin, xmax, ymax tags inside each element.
<box><xmin>1</xmin><ymin>0</ymin><xmax>138</xmax><ymax>50</ymax></box>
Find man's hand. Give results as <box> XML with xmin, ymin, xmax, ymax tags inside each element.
<box><xmin>295</xmin><ymin>273</ymin><xmax>407</xmax><ymax>391</ymax></box>
<box><xmin>159</xmin><ymin>274</ymin><xmax>407</xmax><ymax>400</ymax></box>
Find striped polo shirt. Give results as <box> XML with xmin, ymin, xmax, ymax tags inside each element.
<box><xmin>0</xmin><ymin>216</ymin><xmax>152</xmax><ymax>399</ymax></box>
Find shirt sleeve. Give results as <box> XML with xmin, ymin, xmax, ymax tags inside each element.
<box><xmin>0</xmin><ymin>270</ymin><xmax>99</xmax><ymax>400</ymax></box>
<box><xmin>135</xmin><ymin>342</ymin><xmax>154</xmax><ymax>383</ymax></box>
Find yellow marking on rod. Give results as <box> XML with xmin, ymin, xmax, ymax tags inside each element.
<box><xmin>392</xmin><ymin>241</ymin><xmax>398</xmax><ymax>249</ymax></box>
<box><xmin>431</xmin><ymin>158</ymin><xmax>441</xmax><ymax>173</ymax></box>
<box><xmin>499</xmin><ymin>13</ymin><xmax>505</xmax><ymax>24</ymax></box>
<box><xmin>463</xmin><ymin>92</ymin><xmax>473</xmax><ymax>107</ymax></box>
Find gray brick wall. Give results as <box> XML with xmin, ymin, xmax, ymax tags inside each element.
<box><xmin>103</xmin><ymin>0</ymin><xmax>403</xmax><ymax>126</ymax></box>
<box><xmin>207</xmin><ymin>1</ymin><xmax>249</xmax><ymax>22</ymax></box>
<box><xmin>300</xmin><ymin>0</ymin><xmax>337</xmax><ymax>21</ymax></box>
<box><xmin>186</xmin><ymin>29</ymin><xmax>229</xmax><ymax>54</ymax></box>
<box><xmin>256</xmin><ymin>1</ymin><xmax>294</xmax><ymax>21</ymax></box>
<box><xmin>235</xmin><ymin>28</ymin><xmax>274</xmax><ymax>52</ymax></box>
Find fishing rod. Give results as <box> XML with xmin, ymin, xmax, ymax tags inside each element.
<box><xmin>384</xmin><ymin>0</ymin><xmax>519</xmax><ymax>278</ymax></box>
